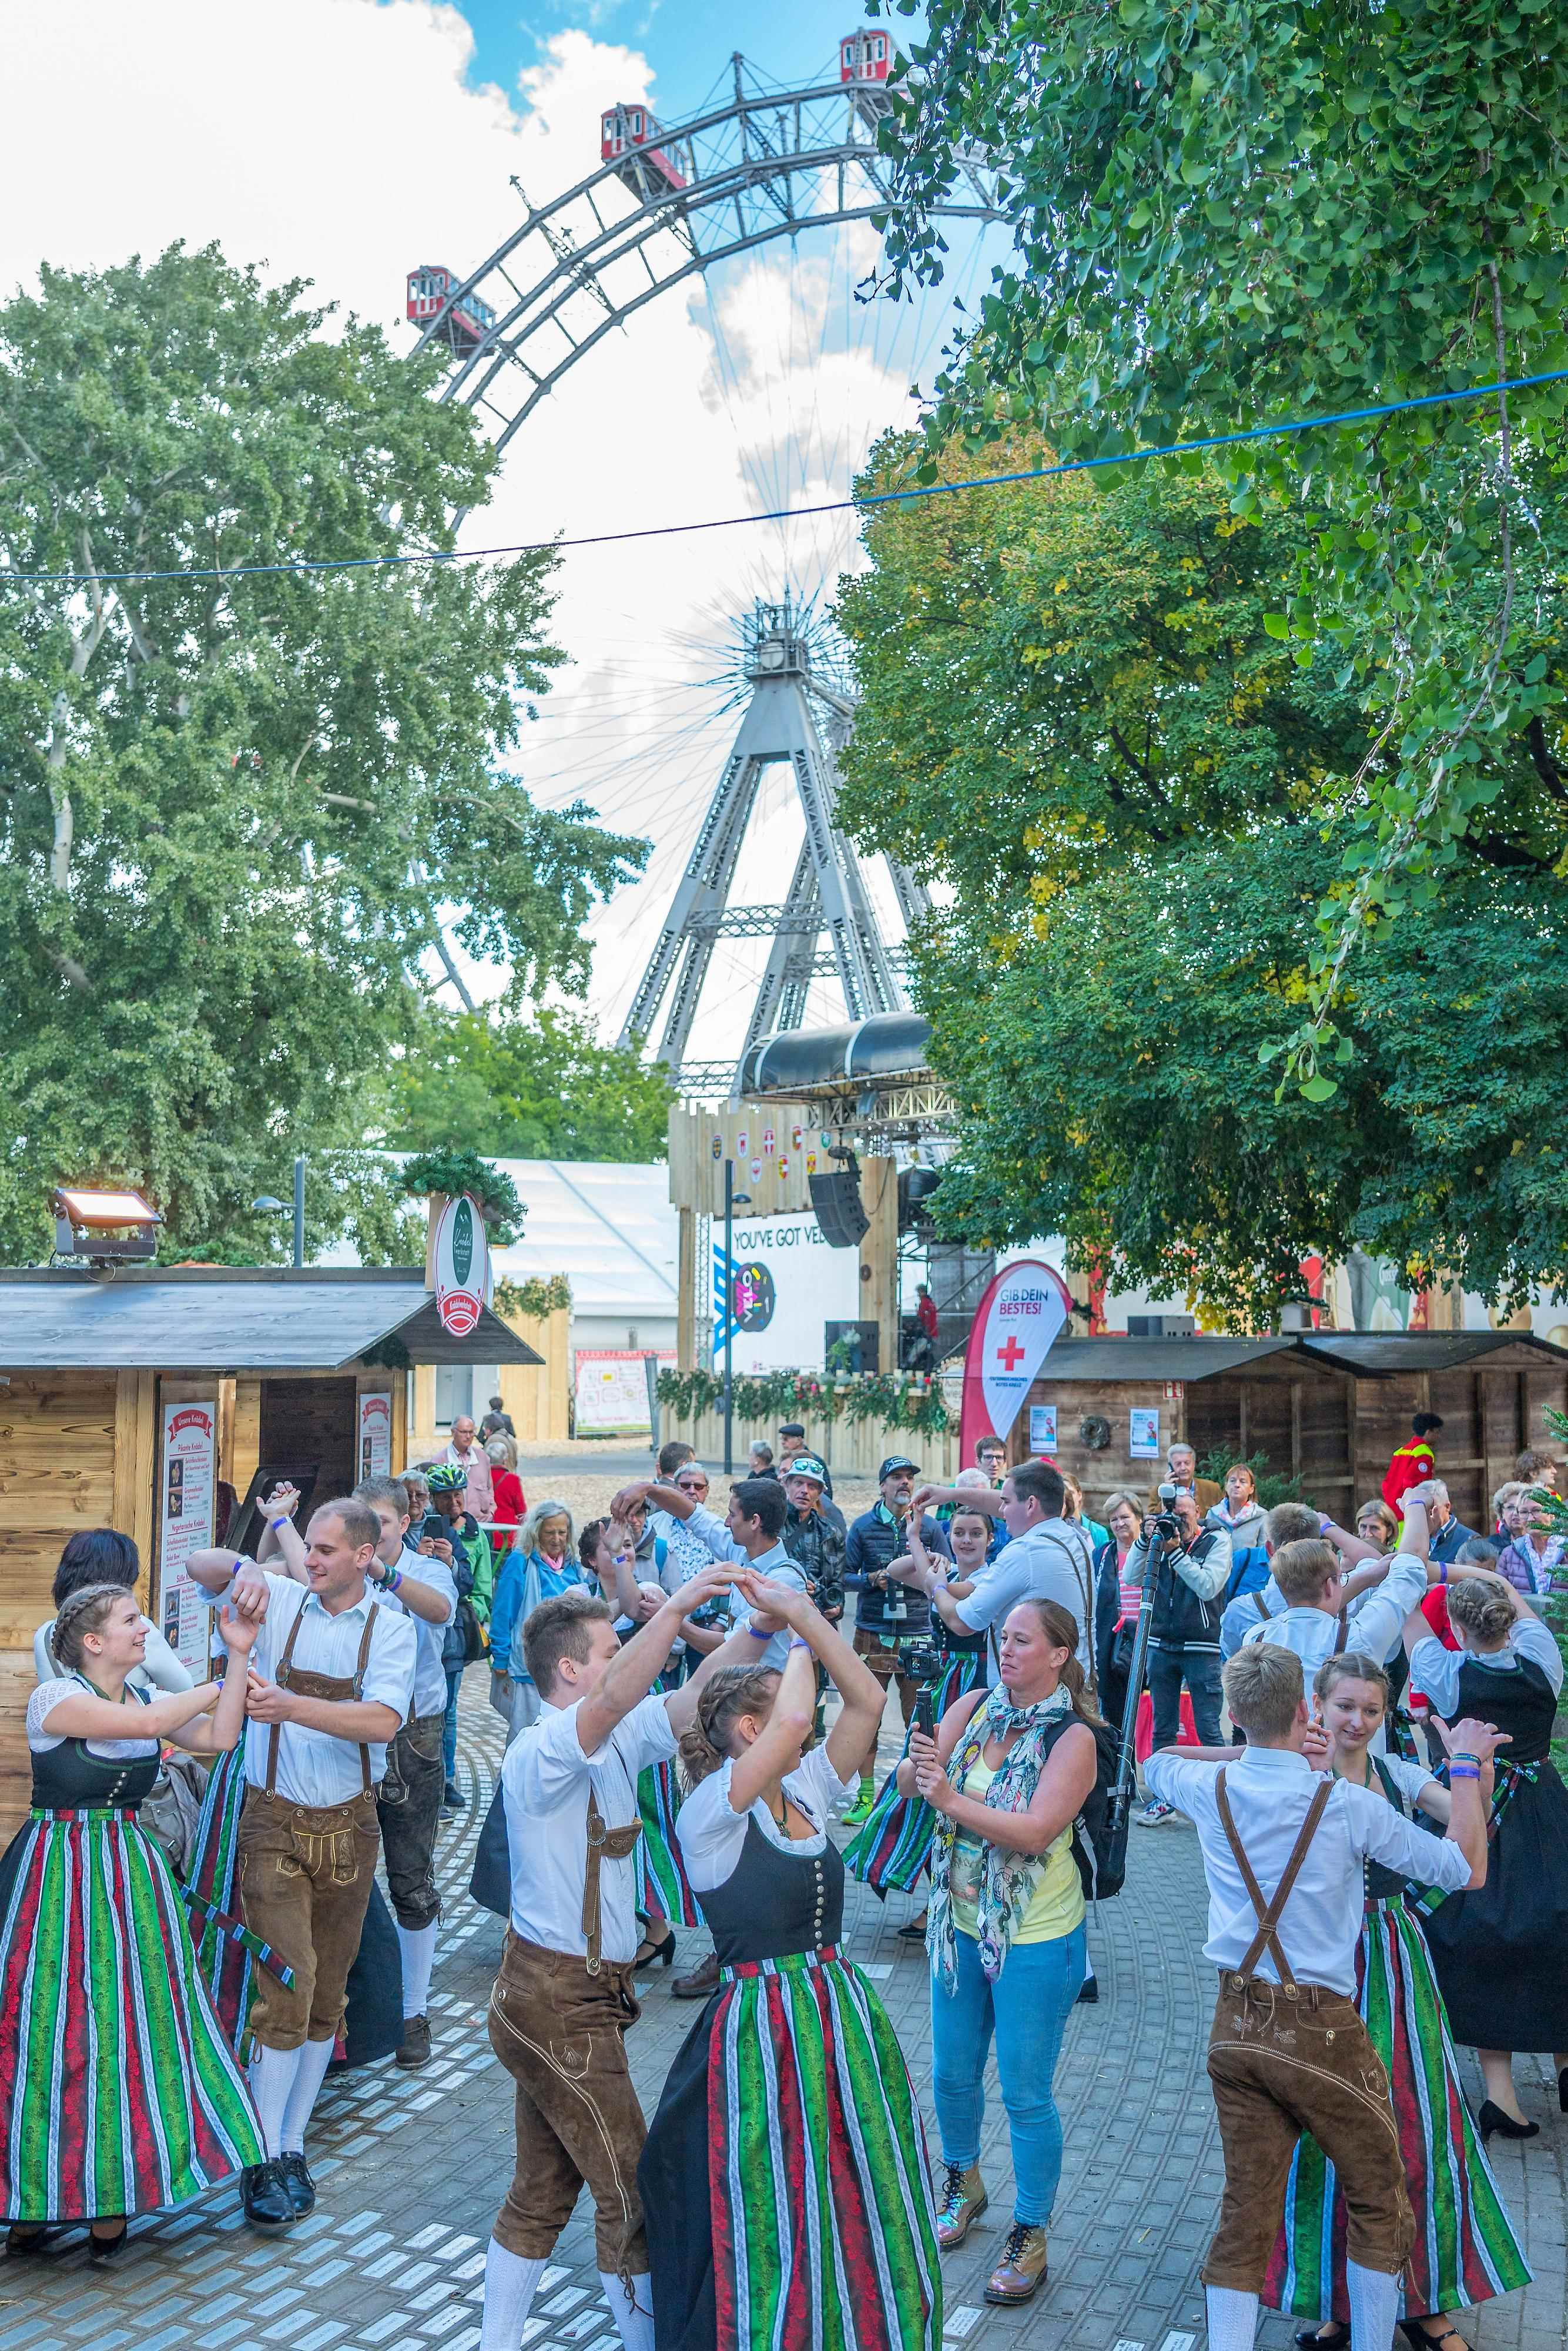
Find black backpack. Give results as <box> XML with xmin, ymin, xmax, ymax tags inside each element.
<box><xmin>1041</xmin><ymin>1713</ymin><xmax>1126</xmax><ymax>1903</ymax></box>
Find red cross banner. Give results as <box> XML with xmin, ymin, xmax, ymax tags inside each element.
<box><xmin>960</xmin><ymin>1257</ymin><xmax>1074</xmax><ymax>1462</ymax></box>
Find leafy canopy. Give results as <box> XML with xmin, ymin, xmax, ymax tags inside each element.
<box><xmin>867</xmin><ymin>0</ymin><xmax>1568</xmax><ymax>1086</ymax></box>
<box><xmin>0</xmin><ymin>245</ymin><xmax>644</xmax><ymax>1262</ymax></box>
<box><xmin>834</xmin><ymin>433</ymin><xmax>1568</xmax><ymax>1321</ymax></box>
<box><xmin>384</xmin><ymin>1010</ymin><xmax>676</xmax><ymax>1166</ymax></box>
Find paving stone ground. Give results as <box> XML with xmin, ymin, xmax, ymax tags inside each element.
<box><xmin>3</xmin><ymin>1665</ymin><xmax>1563</xmax><ymax>2351</ymax></box>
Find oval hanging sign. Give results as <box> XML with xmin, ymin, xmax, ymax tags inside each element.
<box><xmin>434</xmin><ymin>1193</ymin><xmax>490</xmax><ymax>1337</ymax></box>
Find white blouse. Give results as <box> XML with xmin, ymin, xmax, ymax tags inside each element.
<box><xmin>676</xmin><ymin>1741</ymin><xmax>858</xmax><ymax>1895</ymax></box>
<box><xmin>28</xmin><ymin>1676</ymin><xmax>158</xmax><ymax>1759</ymax></box>
<box><xmin>1408</xmin><ymin>1616</ymin><xmax>1564</xmax><ymax>1720</ymax></box>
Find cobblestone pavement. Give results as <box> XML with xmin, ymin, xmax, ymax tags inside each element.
<box><xmin>4</xmin><ymin>1673</ymin><xmax>1563</xmax><ymax>2351</ymax></box>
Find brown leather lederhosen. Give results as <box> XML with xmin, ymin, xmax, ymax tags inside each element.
<box><xmin>235</xmin><ymin>1598</ymin><xmax>387</xmax><ymax>2051</ymax></box>
<box><xmin>1200</xmin><ymin>1764</ymin><xmax>1414</xmax><ymax>2286</ymax></box>
<box><xmin>487</xmin><ymin>1785</ymin><xmax>649</xmax><ymax>2272</ymax></box>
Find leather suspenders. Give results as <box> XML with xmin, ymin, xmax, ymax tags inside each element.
<box><xmin>266</xmin><ymin>1598</ymin><xmax>382</xmax><ymax>1797</ymax></box>
<box><xmin>1214</xmin><ymin>1769</ymin><xmax>1333</xmax><ymax>1994</ymax></box>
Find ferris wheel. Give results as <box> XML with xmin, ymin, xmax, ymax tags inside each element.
<box><xmin>406</xmin><ymin>34</ymin><xmax>1007</xmax><ymax>1094</ymax></box>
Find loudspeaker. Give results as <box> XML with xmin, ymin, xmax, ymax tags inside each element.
<box><xmin>825</xmin><ymin>1319</ymin><xmax>879</xmax><ymax>1374</ymax></box>
<box><xmin>898</xmin><ymin>1164</ymin><xmax>943</xmax><ymax>1233</ymax></box>
<box><xmin>809</xmin><ymin>1166</ymin><xmax>868</xmax><ymax>1248</ymax></box>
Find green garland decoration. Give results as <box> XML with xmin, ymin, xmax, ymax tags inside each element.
<box><xmin>398</xmin><ymin>1149</ymin><xmax>524</xmax><ymax>1245</ymax></box>
<box><xmin>493</xmin><ymin>1272</ymin><xmax>571</xmax><ymax>1320</ymax></box>
<box><xmin>655</xmin><ymin>1365</ymin><xmax>953</xmax><ymax>1439</ymax></box>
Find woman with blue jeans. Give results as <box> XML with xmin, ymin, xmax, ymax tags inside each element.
<box><xmin>903</xmin><ymin>1595</ymin><xmax>1099</xmax><ymax>2310</ymax></box>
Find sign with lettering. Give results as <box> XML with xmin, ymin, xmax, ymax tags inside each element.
<box><xmin>434</xmin><ymin>1193</ymin><xmax>489</xmax><ymax>1337</ymax></box>
<box><xmin>358</xmin><ymin>1390</ymin><xmax>393</xmax><ymax>1482</ymax></box>
<box><xmin>960</xmin><ymin>1258</ymin><xmax>1073</xmax><ymax>1459</ymax></box>
<box><xmin>159</xmin><ymin>1398</ymin><xmax>217</xmax><ymax>1676</ymax></box>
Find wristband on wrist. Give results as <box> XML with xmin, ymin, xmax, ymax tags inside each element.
<box><xmin>1448</xmin><ymin>1763</ymin><xmax>1480</xmax><ymax>1780</ymax></box>
<box><xmin>789</xmin><ymin>1636</ymin><xmax>812</xmax><ymax>1651</ymax></box>
<box><xmin>268</xmin><ymin>1518</ymin><xmax>289</xmax><ymax>1531</ymax></box>
<box><xmin>1450</xmin><ymin>1750</ymin><xmax>1480</xmax><ymax>1766</ymax></box>
<box><xmin>745</xmin><ymin>1623</ymin><xmax>772</xmax><ymax>1639</ymax></box>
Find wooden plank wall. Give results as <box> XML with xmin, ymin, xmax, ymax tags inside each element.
<box><xmin>258</xmin><ymin>1376</ymin><xmax>359</xmax><ymax>1502</ymax></box>
<box><xmin>1022</xmin><ymin>1379</ymin><xmax>1187</xmax><ymax>1514</ymax></box>
<box><xmin>0</xmin><ymin>1371</ymin><xmax>122</xmax><ymax>1842</ymax></box>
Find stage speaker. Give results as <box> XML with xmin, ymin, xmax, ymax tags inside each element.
<box><xmin>825</xmin><ymin>1318</ymin><xmax>879</xmax><ymax>1374</ymax></box>
<box><xmin>809</xmin><ymin>1164</ymin><xmax>868</xmax><ymax>1248</ymax></box>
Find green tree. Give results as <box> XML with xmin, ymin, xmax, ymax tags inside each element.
<box><xmin>0</xmin><ymin>245</ymin><xmax>644</xmax><ymax>1261</ymax></box>
<box><xmin>868</xmin><ymin>0</ymin><xmax>1568</xmax><ymax>1083</ymax></box>
<box><xmin>384</xmin><ymin>1009</ymin><xmax>675</xmax><ymax>1164</ymax></box>
<box><xmin>834</xmin><ymin>434</ymin><xmax>1568</xmax><ymax>1321</ymax></box>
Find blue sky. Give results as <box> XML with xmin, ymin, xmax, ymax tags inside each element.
<box><xmin>451</xmin><ymin>0</ymin><xmax>896</xmax><ymax>115</ymax></box>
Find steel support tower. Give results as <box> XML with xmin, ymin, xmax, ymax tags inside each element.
<box><xmin>617</xmin><ymin>601</ymin><xmax>929</xmax><ymax>1096</ymax></box>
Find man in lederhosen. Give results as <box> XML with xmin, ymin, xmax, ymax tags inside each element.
<box><xmin>478</xmin><ymin>1563</ymin><xmax>776</xmax><ymax>2351</ymax></box>
<box><xmin>190</xmin><ymin>1499</ymin><xmax>416</xmax><ymax>2231</ymax></box>
<box><xmin>1144</xmin><ymin>1643</ymin><xmax>1501</xmax><ymax>2351</ymax></box>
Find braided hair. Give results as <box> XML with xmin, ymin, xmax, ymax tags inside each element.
<box><xmin>53</xmin><ymin>1582</ymin><xmax>135</xmax><ymax>1674</ymax></box>
<box><xmin>677</xmin><ymin>1665</ymin><xmax>783</xmax><ymax>1785</ymax></box>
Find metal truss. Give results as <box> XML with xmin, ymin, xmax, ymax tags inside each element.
<box><xmin>408</xmin><ymin>57</ymin><xmax>1004</xmax><ymax>456</ymax></box>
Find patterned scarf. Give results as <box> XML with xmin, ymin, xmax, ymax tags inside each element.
<box><xmin>926</xmin><ymin>1682</ymin><xmax>1074</xmax><ymax>1988</ymax></box>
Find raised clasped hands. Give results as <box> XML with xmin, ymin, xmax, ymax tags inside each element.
<box><xmin>735</xmin><ymin>1569</ymin><xmax>813</xmax><ymax>1635</ymax></box>
<box><xmin>243</xmin><ymin>1670</ymin><xmax>293</xmax><ymax>1725</ymax></box>
<box><xmin>217</xmin><ymin>1600</ymin><xmax>260</xmax><ymax>1656</ymax></box>
<box><xmin>673</xmin><ymin>1565</ymin><xmax>736</xmax><ymax>1622</ymax></box>
<box><xmin>262</xmin><ymin>1482</ymin><xmax>302</xmax><ymax>1521</ymax></box>
<box><xmin>229</xmin><ymin>1568</ymin><xmax>270</xmax><ymax>1623</ymax></box>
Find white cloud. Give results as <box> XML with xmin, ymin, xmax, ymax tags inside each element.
<box><xmin>0</xmin><ymin>2</ymin><xmax>967</xmax><ymax>1065</ymax></box>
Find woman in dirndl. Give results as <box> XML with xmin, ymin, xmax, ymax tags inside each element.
<box><xmin>0</xmin><ymin>1584</ymin><xmax>264</xmax><ymax>2256</ymax></box>
<box><xmin>845</xmin><ymin>1502</ymin><xmax>991</xmax><ymax>1927</ymax></box>
<box><xmin>1262</xmin><ymin>1650</ymin><xmax>1530</xmax><ymax>2351</ymax></box>
<box><xmin>1406</xmin><ymin>1572</ymin><xmax>1568</xmax><ymax>2137</ymax></box>
<box><xmin>639</xmin><ymin>1572</ymin><xmax>941</xmax><ymax>2351</ymax></box>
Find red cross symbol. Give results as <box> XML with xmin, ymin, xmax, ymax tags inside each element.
<box><xmin>996</xmin><ymin>1335</ymin><xmax>1027</xmax><ymax>1372</ymax></box>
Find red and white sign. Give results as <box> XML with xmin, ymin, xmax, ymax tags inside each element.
<box><xmin>358</xmin><ymin>1391</ymin><xmax>393</xmax><ymax>1483</ymax></box>
<box><xmin>158</xmin><ymin>1397</ymin><xmax>217</xmax><ymax>1676</ymax></box>
<box><xmin>960</xmin><ymin>1259</ymin><xmax>1073</xmax><ymax>1460</ymax></box>
<box><xmin>762</xmin><ymin>1127</ymin><xmax>776</xmax><ymax>1156</ymax></box>
<box><xmin>434</xmin><ymin>1193</ymin><xmax>490</xmax><ymax>1337</ymax></box>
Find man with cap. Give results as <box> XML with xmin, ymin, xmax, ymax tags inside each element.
<box><xmin>780</xmin><ymin>1454</ymin><xmax>846</xmax><ymax>1625</ymax></box>
<box><xmin>843</xmin><ymin>1458</ymin><xmax>951</xmax><ymax>1823</ymax></box>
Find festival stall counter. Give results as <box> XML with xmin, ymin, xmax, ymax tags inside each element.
<box><xmin>1013</xmin><ymin>1329</ymin><xmax>1568</xmax><ymax>1527</ymax></box>
<box><xmin>0</xmin><ymin>1265</ymin><xmax>541</xmax><ymax>1840</ymax></box>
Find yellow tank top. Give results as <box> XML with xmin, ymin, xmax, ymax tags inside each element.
<box><xmin>949</xmin><ymin>1749</ymin><xmax>1085</xmax><ymax>1944</ymax></box>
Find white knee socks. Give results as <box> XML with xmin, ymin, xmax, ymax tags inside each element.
<box><xmin>279</xmin><ymin>2036</ymin><xmax>336</xmax><ymax>2155</ymax></box>
<box><xmin>1204</xmin><ymin>2285</ymin><xmax>1259</xmax><ymax>2351</ymax></box>
<box><xmin>1346</xmin><ymin>2260</ymin><xmax>1401</xmax><ymax>2351</ymax></box>
<box><xmin>396</xmin><ymin>1920</ymin><xmax>439</xmax><ymax>2018</ymax></box>
<box><xmin>479</xmin><ymin>2242</ymin><xmax>547</xmax><ymax>2350</ymax></box>
<box><xmin>247</xmin><ymin>2044</ymin><xmax>302</xmax><ymax>2159</ymax></box>
<box><xmin>600</xmin><ymin>2270</ymin><xmax>655</xmax><ymax>2351</ymax></box>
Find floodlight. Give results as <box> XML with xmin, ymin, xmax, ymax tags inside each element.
<box><xmin>53</xmin><ymin>1184</ymin><xmax>162</xmax><ymax>1265</ymax></box>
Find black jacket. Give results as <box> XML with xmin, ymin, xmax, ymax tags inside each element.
<box><xmin>1133</xmin><ymin>1525</ymin><xmax>1232</xmax><ymax>1650</ymax></box>
<box><xmin>783</xmin><ymin>1504</ymin><xmax>846</xmax><ymax>1615</ymax></box>
<box><xmin>845</xmin><ymin>1508</ymin><xmax>950</xmax><ymax>1637</ymax></box>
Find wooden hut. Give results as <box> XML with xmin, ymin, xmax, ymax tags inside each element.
<box><xmin>1013</xmin><ymin>1331</ymin><xmax>1568</xmax><ymax>1527</ymax></box>
<box><xmin>0</xmin><ymin>1265</ymin><xmax>541</xmax><ymax>1838</ymax></box>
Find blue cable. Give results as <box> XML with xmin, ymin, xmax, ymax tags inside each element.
<box><xmin>3</xmin><ymin>366</ymin><xmax>1564</xmax><ymax>588</ymax></box>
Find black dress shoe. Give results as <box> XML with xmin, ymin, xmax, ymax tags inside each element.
<box><xmin>277</xmin><ymin>2152</ymin><xmax>316</xmax><ymax>2217</ymax></box>
<box><xmin>1559</xmin><ymin>2065</ymin><xmax>1568</xmax><ymax>2115</ymax></box>
<box><xmin>1076</xmin><ymin>1975</ymin><xmax>1100</xmax><ymax>2005</ymax></box>
<box><xmin>1294</xmin><ymin>2325</ymin><xmax>1349</xmax><ymax>2348</ymax></box>
<box><xmin>1477</xmin><ymin>2100</ymin><xmax>1539</xmax><ymax>2142</ymax></box>
<box><xmin>241</xmin><ymin>2159</ymin><xmax>297</xmax><ymax>2229</ymax></box>
<box><xmin>89</xmin><ymin>2221</ymin><xmax>129</xmax><ymax>2262</ymax></box>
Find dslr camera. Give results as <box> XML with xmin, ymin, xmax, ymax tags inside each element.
<box><xmin>898</xmin><ymin>1640</ymin><xmax>946</xmax><ymax>1686</ymax></box>
<box><xmin>1145</xmin><ymin>1480</ymin><xmax>1187</xmax><ymax>1545</ymax></box>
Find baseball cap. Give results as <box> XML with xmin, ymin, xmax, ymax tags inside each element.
<box><xmin>877</xmin><ymin>1455</ymin><xmax>918</xmax><ymax>1482</ymax></box>
<box><xmin>785</xmin><ymin>1456</ymin><xmax>827</xmax><ymax>1486</ymax></box>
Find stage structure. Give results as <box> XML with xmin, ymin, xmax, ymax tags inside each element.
<box><xmin>404</xmin><ymin>34</ymin><xmax>1003</xmax><ymax>468</ymax></box>
<box><xmin>614</xmin><ymin>599</ymin><xmax>930</xmax><ymax>1096</ymax></box>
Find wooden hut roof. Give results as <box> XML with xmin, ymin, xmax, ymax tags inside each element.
<box><xmin>0</xmin><ymin>1267</ymin><xmax>542</xmax><ymax>1371</ymax></box>
<box><xmin>1025</xmin><ymin>1331</ymin><xmax>1568</xmax><ymax>1384</ymax></box>
<box><xmin>1296</xmin><ymin>1331</ymin><xmax>1568</xmax><ymax>1376</ymax></box>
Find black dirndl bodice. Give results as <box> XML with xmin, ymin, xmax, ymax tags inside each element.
<box><xmin>1421</xmin><ymin>1649</ymin><xmax>1568</xmax><ymax>2051</ymax></box>
<box><xmin>698</xmin><ymin>1807</ymin><xmax>846</xmax><ymax>1967</ymax></box>
<box><xmin>30</xmin><ymin>1734</ymin><xmax>160</xmax><ymax>1812</ymax></box>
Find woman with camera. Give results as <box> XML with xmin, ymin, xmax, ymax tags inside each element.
<box><xmin>639</xmin><ymin>1570</ymin><xmax>941</xmax><ymax>2351</ymax></box>
<box><xmin>905</xmin><ymin>1596</ymin><xmax>1101</xmax><ymax>2308</ymax></box>
<box><xmin>1091</xmin><ymin>1490</ymin><xmax>1146</xmax><ymax>1738</ymax></box>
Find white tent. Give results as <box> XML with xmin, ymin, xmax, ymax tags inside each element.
<box><xmin>487</xmin><ymin>1159</ymin><xmax>678</xmax><ymax>1356</ymax></box>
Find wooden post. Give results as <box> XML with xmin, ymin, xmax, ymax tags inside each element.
<box><xmin>857</xmin><ymin>1156</ymin><xmax>899</xmax><ymax>1376</ymax></box>
<box><xmin>1290</xmin><ymin>1380</ymin><xmax>1303</xmax><ymax>1483</ymax></box>
<box><xmin>677</xmin><ymin>1207</ymin><xmax>697</xmax><ymax>1374</ymax></box>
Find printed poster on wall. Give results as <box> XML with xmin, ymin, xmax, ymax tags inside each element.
<box><xmin>709</xmin><ymin>1213</ymin><xmax>862</xmax><ymax>1374</ymax></box>
<box><xmin>357</xmin><ymin>1391</ymin><xmax>393</xmax><ymax>1483</ymax></box>
<box><xmin>575</xmin><ymin>1349</ymin><xmax>678</xmax><ymax>1435</ymax></box>
<box><xmin>159</xmin><ymin>1398</ymin><xmax>217</xmax><ymax>1675</ymax></box>
<box><xmin>1129</xmin><ymin>1406</ymin><xmax>1161</xmax><ymax>1459</ymax></box>
<box><xmin>1028</xmin><ymin>1405</ymin><xmax>1058</xmax><ymax>1455</ymax></box>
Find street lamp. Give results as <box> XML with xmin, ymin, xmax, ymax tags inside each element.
<box><xmin>252</xmin><ymin>1154</ymin><xmax>307</xmax><ymax>1268</ymax></box>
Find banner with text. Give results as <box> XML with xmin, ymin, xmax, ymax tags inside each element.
<box><xmin>357</xmin><ymin>1391</ymin><xmax>393</xmax><ymax>1483</ymax></box>
<box><xmin>959</xmin><ymin>1260</ymin><xmax>1074</xmax><ymax>1464</ymax></box>
<box><xmin>709</xmin><ymin>1212</ymin><xmax>863</xmax><ymax>1375</ymax></box>
<box><xmin>159</xmin><ymin>1397</ymin><xmax>217</xmax><ymax>1676</ymax></box>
